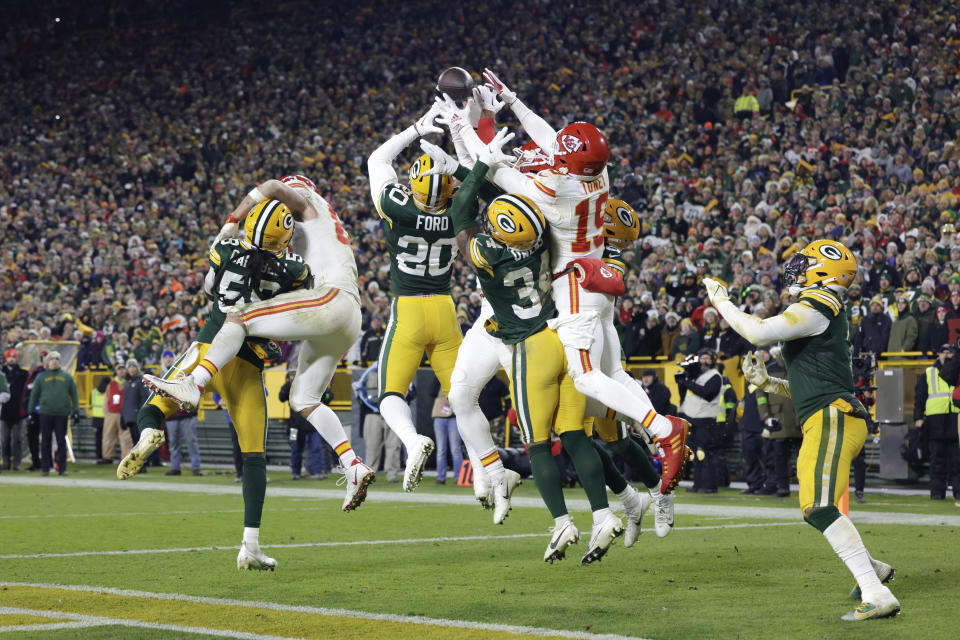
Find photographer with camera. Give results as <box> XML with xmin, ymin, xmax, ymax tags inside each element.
<box><xmin>912</xmin><ymin>344</ymin><xmax>960</xmax><ymax>502</ymax></box>
<box><xmin>851</xmin><ymin>353</ymin><xmax>880</xmax><ymax>504</ymax></box>
<box><xmin>676</xmin><ymin>348</ymin><xmax>722</xmax><ymax>493</ymax></box>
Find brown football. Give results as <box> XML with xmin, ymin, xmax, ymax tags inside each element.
<box><xmin>436</xmin><ymin>66</ymin><xmax>475</xmax><ymax>102</ymax></box>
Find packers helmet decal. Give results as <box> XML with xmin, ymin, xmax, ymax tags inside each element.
<box><xmin>486</xmin><ymin>194</ymin><xmax>545</xmax><ymax>250</ymax></box>
<box><xmin>782</xmin><ymin>239</ymin><xmax>857</xmax><ymax>290</ymax></box>
<box><xmin>603</xmin><ymin>198</ymin><xmax>640</xmax><ymax>248</ymax></box>
<box><xmin>243</xmin><ymin>199</ymin><xmax>295</xmax><ymax>254</ymax></box>
<box><xmin>409</xmin><ymin>154</ymin><xmax>454</xmax><ymax>213</ymax></box>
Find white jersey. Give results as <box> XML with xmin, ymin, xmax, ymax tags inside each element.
<box><xmin>289</xmin><ymin>188</ymin><xmax>359</xmax><ymax>296</ymax></box>
<box><xmin>486</xmin><ymin>165</ymin><xmax>609</xmax><ymax>274</ymax></box>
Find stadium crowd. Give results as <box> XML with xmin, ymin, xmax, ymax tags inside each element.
<box><xmin>1</xmin><ymin>0</ymin><xmax>960</xmax><ymax>370</ymax></box>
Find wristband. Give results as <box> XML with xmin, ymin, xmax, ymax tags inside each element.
<box><xmin>248</xmin><ymin>186</ymin><xmax>266</xmax><ymax>203</ymax></box>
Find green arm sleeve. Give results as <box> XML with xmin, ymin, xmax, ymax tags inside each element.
<box><xmin>450</xmin><ymin>161</ymin><xmax>491</xmax><ymax>234</ymax></box>
<box><xmin>453</xmin><ymin>163</ymin><xmax>504</xmax><ymax>206</ymax></box>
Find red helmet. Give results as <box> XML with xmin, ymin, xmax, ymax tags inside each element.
<box><xmin>512</xmin><ymin>141</ymin><xmax>553</xmax><ymax>174</ymax></box>
<box><xmin>553</xmin><ymin>122</ymin><xmax>609</xmax><ymax>179</ymax></box>
<box><xmin>279</xmin><ymin>174</ymin><xmax>321</xmax><ymax>195</ymax></box>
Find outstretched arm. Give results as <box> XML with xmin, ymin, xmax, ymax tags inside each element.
<box><xmin>367</xmin><ymin>104</ymin><xmax>443</xmax><ymax>205</ymax></box>
<box><xmin>448</xmin><ymin>161</ymin><xmax>492</xmax><ymax>263</ymax></box>
<box><xmin>704</xmin><ymin>278</ymin><xmax>829</xmax><ymax>346</ymax></box>
<box><xmin>483</xmin><ymin>68</ymin><xmax>556</xmax><ymax>159</ymax></box>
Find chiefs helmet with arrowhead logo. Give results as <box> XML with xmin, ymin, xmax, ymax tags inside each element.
<box><xmin>279</xmin><ymin>174</ymin><xmax>321</xmax><ymax>195</ymax></box>
<box><xmin>512</xmin><ymin>141</ymin><xmax>554</xmax><ymax>174</ymax></box>
<box><xmin>552</xmin><ymin>122</ymin><xmax>609</xmax><ymax>179</ymax></box>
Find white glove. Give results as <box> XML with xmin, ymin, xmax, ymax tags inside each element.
<box><xmin>418</xmin><ymin>140</ymin><xmax>459</xmax><ymax>176</ymax></box>
<box><xmin>471</xmin><ymin>127</ymin><xmax>516</xmax><ymax>166</ymax></box>
<box><xmin>0</xmin><ymin>391</ymin><xmax>10</xmax><ymax>404</ymax></box>
<box><xmin>741</xmin><ymin>352</ymin><xmax>770</xmax><ymax>389</ymax></box>
<box><xmin>482</xmin><ymin>68</ymin><xmax>517</xmax><ymax>105</ymax></box>
<box><xmin>413</xmin><ymin>102</ymin><xmax>443</xmax><ymax>137</ymax></box>
<box><xmin>435</xmin><ymin>94</ymin><xmax>472</xmax><ymax>136</ymax></box>
<box><xmin>214</xmin><ymin>221</ymin><xmax>239</xmax><ymax>244</ymax></box>
<box><xmin>703</xmin><ymin>277</ymin><xmax>730</xmax><ymax>305</ymax></box>
<box><xmin>472</xmin><ymin>85</ymin><xmax>504</xmax><ymax>114</ymax></box>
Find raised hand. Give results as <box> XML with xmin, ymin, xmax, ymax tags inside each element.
<box><xmin>482</xmin><ymin>68</ymin><xmax>517</xmax><ymax>105</ymax></box>
<box><xmin>418</xmin><ymin>140</ymin><xmax>458</xmax><ymax>176</ymax></box>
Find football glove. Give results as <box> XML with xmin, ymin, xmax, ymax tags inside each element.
<box><xmin>214</xmin><ymin>221</ymin><xmax>239</xmax><ymax>244</ymax></box>
<box><xmin>703</xmin><ymin>277</ymin><xmax>729</xmax><ymax>305</ymax></box>
<box><xmin>741</xmin><ymin>351</ymin><xmax>770</xmax><ymax>389</ymax></box>
<box><xmin>435</xmin><ymin>94</ymin><xmax>472</xmax><ymax>136</ymax></box>
<box><xmin>472</xmin><ymin>85</ymin><xmax>505</xmax><ymax>114</ymax></box>
<box><xmin>418</xmin><ymin>140</ymin><xmax>459</xmax><ymax>177</ymax></box>
<box><xmin>413</xmin><ymin>102</ymin><xmax>443</xmax><ymax>137</ymax></box>
<box><xmin>472</xmin><ymin>126</ymin><xmax>516</xmax><ymax>166</ymax></box>
<box><xmin>482</xmin><ymin>68</ymin><xmax>517</xmax><ymax>105</ymax></box>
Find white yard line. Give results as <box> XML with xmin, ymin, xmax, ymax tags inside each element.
<box><xmin>0</xmin><ymin>522</ymin><xmax>804</xmax><ymax>560</ymax></box>
<box><xmin>0</xmin><ymin>585</ymin><xmax>653</xmax><ymax>640</ymax></box>
<box><xmin>3</xmin><ymin>475</ymin><xmax>958</xmax><ymax>526</ymax></box>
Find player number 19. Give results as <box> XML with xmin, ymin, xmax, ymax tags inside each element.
<box><xmin>570</xmin><ymin>193</ymin><xmax>608</xmax><ymax>253</ymax></box>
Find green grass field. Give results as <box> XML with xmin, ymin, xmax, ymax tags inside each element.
<box><xmin>1</xmin><ymin>463</ymin><xmax>958</xmax><ymax>639</ymax></box>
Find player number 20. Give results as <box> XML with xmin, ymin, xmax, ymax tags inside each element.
<box><xmin>396</xmin><ymin>236</ymin><xmax>457</xmax><ymax>277</ymax></box>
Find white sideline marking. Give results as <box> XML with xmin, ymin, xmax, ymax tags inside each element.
<box><xmin>2</xmin><ymin>475</ymin><xmax>958</xmax><ymax>526</ymax></box>
<box><xmin>0</xmin><ymin>606</ymin><xmax>300</xmax><ymax>639</ymax></box>
<box><xmin>0</xmin><ymin>584</ymin><xmax>653</xmax><ymax>640</ymax></box>
<box><xmin>0</xmin><ymin>522</ymin><xmax>803</xmax><ymax>560</ymax></box>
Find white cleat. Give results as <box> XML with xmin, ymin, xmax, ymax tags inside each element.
<box><xmin>653</xmin><ymin>491</ymin><xmax>675</xmax><ymax>538</ymax></box>
<box><xmin>474</xmin><ymin>466</ymin><xmax>493</xmax><ymax>509</ymax></box>
<box><xmin>842</xmin><ymin>586</ymin><xmax>900</xmax><ymax>621</ymax></box>
<box><xmin>142</xmin><ymin>373</ymin><xmax>201</xmax><ymax>411</ymax></box>
<box><xmin>492</xmin><ymin>470</ymin><xmax>522</xmax><ymax>525</ymax></box>
<box><xmin>340</xmin><ymin>459</ymin><xmax>376</xmax><ymax>512</ymax></box>
<box><xmin>543</xmin><ymin>519</ymin><xmax>580</xmax><ymax>564</ymax></box>
<box><xmin>116</xmin><ymin>428</ymin><xmax>165</xmax><ymax>480</ymax></box>
<box><xmin>581</xmin><ymin>511</ymin><xmax>624</xmax><ymax>565</ymax></box>
<box><xmin>623</xmin><ymin>488</ymin><xmax>653</xmax><ymax>548</ymax></box>
<box><xmin>402</xmin><ymin>435</ymin><xmax>434</xmax><ymax>492</ymax></box>
<box><xmin>237</xmin><ymin>542</ymin><xmax>277</xmax><ymax>571</ymax></box>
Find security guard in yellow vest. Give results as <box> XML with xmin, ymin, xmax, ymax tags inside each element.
<box><xmin>90</xmin><ymin>377</ymin><xmax>108</xmax><ymax>461</ymax></box>
<box><xmin>912</xmin><ymin>344</ymin><xmax>960</xmax><ymax>500</ymax></box>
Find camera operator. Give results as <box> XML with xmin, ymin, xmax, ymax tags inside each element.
<box><xmin>759</xmin><ymin>348</ymin><xmax>800</xmax><ymax>497</ymax></box>
<box><xmin>850</xmin><ymin>353</ymin><xmax>879</xmax><ymax>504</ymax></box>
<box><xmin>913</xmin><ymin>344</ymin><xmax>960</xmax><ymax>502</ymax></box>
<box><xmin>676</xmin><ymin>348</ymin><xmax>722</xmax><ymax>493</ymax></box>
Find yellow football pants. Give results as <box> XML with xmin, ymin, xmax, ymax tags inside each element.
<box><xmin>378</xmin><ymin>295</ymin><xmax>462</xmax><ymax>400</ymax></box>
<box><xmin>510</xmin><ymin>328</ymin><xmax>587</xmax><ymax>444</ymax></box>
<box><xmin>147</xmin><ymin>342</ymin><xmax>267</xmax><ymax>453</ymax></box>
<box><xmin>591</xmin><ymin>416</ymin><xmax>628</xmax><ymax>443</ymax></box>
<box><xmin>796</xmin><ymin>402</ymin><xmax>867</xmax><ymax>513</ymax></box>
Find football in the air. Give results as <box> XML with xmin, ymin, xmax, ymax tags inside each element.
<box><xmin>436</xmin><ymin>66</ymin><xmax>475</xmax><ymax>102</ymax></box>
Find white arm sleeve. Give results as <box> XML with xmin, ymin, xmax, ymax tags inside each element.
<box><xmin>203</xmin><ymin>267</ymin><xmax>216</xmax><ymax>298</ymax></box>
<box><xmin>485</xmin><ymin>164</ymin><xmax>549</xmax><ymax>202</ymax></box>
<box><xmin>367</xmin><ymin>125</ymin><xmax>418</xmax><ymax>205</ymax></box>
<box><xmin>714</xmin><ymin>300</ymin><xmax>830</xmax><ymax>347</ymax></box>
<box><xmin>510</xmin><ymin>98</ymin><xmax>557</xmax><ymax>157</ymax></box>
<box><xmin>451</xmin><ymin>128</ymin><xmax>475</xmax><ymax>168</ymax></box>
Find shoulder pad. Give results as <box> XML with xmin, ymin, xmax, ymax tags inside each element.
<box><xmin>532</xmin><ymin>170</ymin><xmax>564</xmax><ymax>197</ymax></box>
<box><xmin>798</xmin><ymin>288</ymin><xmax>842</xmax><ymax>316</ymax></box>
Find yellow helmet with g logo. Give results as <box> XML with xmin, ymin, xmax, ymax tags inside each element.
<box><xmin>782</xmin><ymin>239</ymin><xmax>857</xmax><ymax>290</ymax></box>
<box><xmin>243</xmin><ymin>199</ymin><xmax>295</xmax><ymax>254</ymax></box>
<box><xmin>603</xmin><ymin>198</ymin><xmax>640</xmax><ymax>249</ymax></box>
<box><xmin>409</xmin><ymin>154</ymin><xmax>454</xmax><ymax>213</ymax></box>
<box><xmin>486</xmin><ymin>194</ymin><xmax>546</xmax><ymax>251</ymax></box>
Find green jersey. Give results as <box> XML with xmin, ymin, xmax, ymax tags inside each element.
<box><xmin>375</xmin><ymin>183</ymin><xmax>460</xmax><ymax>296</ymax></box>
<box><xmin>198</xmin><ymin>238</ymin><xmax>310</xmax><ymax>363</ymax></box>
<box><xmin>781</xmin><ymin>288</ymin><xmax>868</xmax><ymax>424</ymax></box>
<box><xmin>470</xmin><ymin>233</ymin><xmax>556</xmax><ymax>344</ymax></box>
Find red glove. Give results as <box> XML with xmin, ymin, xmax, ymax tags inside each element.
<box><xmin>569</xmin><ymin>258</ymin><xmax>625</xmax><ymax>296</ymax></box>
<box><xmin>507</xmin><ymin>408</ymin><xmax>518</xmax><ymax>426</ymax></box>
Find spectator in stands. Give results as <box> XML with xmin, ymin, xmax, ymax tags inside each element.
<box><xmin>854</xmin><ymin>296</ymin><xmax>892</xmax><ymax>357</ymax></box>
<box><xmin>923</xmin><ymin>304</ymin><xmax>952</xmax><ymax>355</ymax></box>
<box><xmin>888</xmin><ymin>295</ymin><xmax>918</xmax><ymax>353</ymax></box>
<box><xmin>28</xmin><ymin>351</ymin><xmax>79</xmax><ymax>476</ymax></box>
<box><xmin>1</xmin><ymin>349</ymin><xmax>29</xmax><ymax>470</ymax></box>
<box><xmin>671</xmin><ymin>318</ymin><xmax>701</xmax><ymax>359</ymax></box>
<box><xmin>913</xmin><ymin>344</ymin><xmax>960</xmax><ymax>502</ymax></box>
<box><xmin>915</xmin><ymin>295</ymin><xmax>938</xmax><ymax>353</ymax></box>
<box><xmin>640</xmin><ymin>369</ymin><xmax>672</xmax><ymax>416</ymax></box>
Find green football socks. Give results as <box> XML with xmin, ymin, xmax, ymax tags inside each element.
<box><xmin>560</xmin><ymin>431</ymin><xmax>609</xmax><ymax>511</ymax></box>
<box><xmin>242</xmin><ymin>456</ymin><xmax>267</xmax><ymax>528</ymax></box>
<box><xmin>527</xmin><ymin>442</ymin><xmax>568</xmax><ymax>518</ymax></box>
